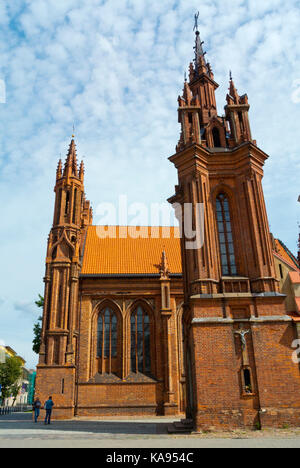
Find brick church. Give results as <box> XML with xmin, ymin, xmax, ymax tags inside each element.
<box><xmin>35</xmin><ymin>24</ymin><xmax>300</xmax><ymax>430</ymax></box>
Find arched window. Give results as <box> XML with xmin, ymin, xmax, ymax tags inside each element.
<box><xmin>97</xmin><ymin>307</ymin><xmax>118</xmax><ymax>359</ymax></box>
<box><xmin>216</xmin><ymin>193</ymin><xmax>237</xmax><ymax>276</ymax></box>
<box><xmin>56</xmin><ymin>189</ymin><xmax>62</xmax><ymax>225</ymax></box>
<box><xmin>131</xmin><ymin>306</ymin><xmax>151</xmax><ymax>375</ymax></box>
<box><xmin>212</xmin><ymin>127</ymin><xmax>221</xmax><ymax>147</ymax></box>
<box><xmin>72</xmin><ymin>188</ymin><xmax>77</xmax><ymax>224</ymax></box>
<box><xmin>65</xmin><ymin>191</ymin><xmax>70</xmax><ymax>215</ymax></box>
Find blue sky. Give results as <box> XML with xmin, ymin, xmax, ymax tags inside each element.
<box><xmin>0</xmin><ymin>0</ymin><xmax>300</xmax><ymax>368</ymax></box>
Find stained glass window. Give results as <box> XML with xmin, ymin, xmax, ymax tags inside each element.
<box><xmin>131</xmin><ymin>306</ymin><xmax>151</xmax><ymax>375</ymax></box>
<box><xmin>216</xmin><ymin>193</ymin><xmax>237</xmax><ymax>276</ymax></box>
<box><xmin>97</xmin><ymin>307</ymin><xmax>118</xmax><ymax>358</ymax></box>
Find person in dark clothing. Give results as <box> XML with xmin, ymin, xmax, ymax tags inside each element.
<box><xmin>44</xmin><ymin>396</ymin><xmax>54</xmax><ymax>425</ymax></box>
<box><xmin>33</xmin><ymin>397</ymin><xmax>42</xmax><ymax>423</ymax></box>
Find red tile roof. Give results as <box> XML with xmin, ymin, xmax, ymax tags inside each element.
<box><xmin>81</xmin><ymin>228</ymin><xmax>299</xmax><ymax>279</ymax></box>
<box><xmin>81</xmin><ymin>226</ymin><xmax>182</xmax><ymax>276</ymax></box>
<box><xmin>275</xmin><ymin>239</ymin><xmax>299</xmax><ymax>270</ymax></box>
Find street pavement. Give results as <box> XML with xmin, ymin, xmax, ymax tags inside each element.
<box><xmin>0</xmin><ymin>412</ymin><xmax>300</xmax><ymax>448</ymax></box>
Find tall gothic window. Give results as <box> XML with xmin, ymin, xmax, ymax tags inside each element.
<box><xmin>65</xmin><ymin>191</ymin><xmax>70</xmax><ymax>216</ymax></box>
<box><xmin>216</xmin><ymin>193</ymin><xmax>237</xmax><ymax>276</ymax></box>
<box><xmin>97</xmin><ymin>307</ymin><xmax>118</xmax><ymax>359</ymax></box>
<box><xmin>131</xmin><ymin>306</ymin><xmax>151</xmax><ymax>374</ymax></box>
<box><xmin>212</xmin><ymin>127</ymin><xmax>221</xmax><ymax>147</ymax></box>
<box><xmin>56</xmin><ymin>189</ymin><xmax>62</xmax><ymax>225</ymax></box>
<box><xmin>72</xmin><ymin>188</ymin><xmax>77</xmax><ymax>224</ymax></box>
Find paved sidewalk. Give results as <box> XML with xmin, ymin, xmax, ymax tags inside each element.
<box><xmin>0</xmin><ymin>413</ymin><xmax>300</xmax><ymax>448</ymax></box>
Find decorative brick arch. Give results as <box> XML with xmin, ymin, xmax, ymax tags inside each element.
<box><xmin>90</xmin><ymin>299</ymin><xmax>123</xmax><ymax>378</ymax></box>
<box><xmin>210</xmin><ymin>184</ymin><xmax>242</xmax><ymax>278</ymax></box>
<box><xmin>124</xmin><ymin>298</ymin><xmax>154</xmax><ymax>319</ymax></box>
<box><xmin>205</xmin><ymin>117</ymin><xmax>227</xmax><ymax>148</ymax></box>
<box><xmin>126</xmin><ymin>299</ymin><xmax>155</xmax><ymax>378</ymax></box>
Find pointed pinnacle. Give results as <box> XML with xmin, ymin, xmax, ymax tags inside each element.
<box><xmin>56</xmin><ymin>159</ymin><xmax>62</xmax><ymax>180</ymax></box>
<box><xmin>183</xmin><ymin>80</ymin><xmax>193</xmax><ymax>105</ymax></box>
<box><xmin>64</xmin><ymin>138</ymin><xmax>78</xmax><ymax>177</ymax></box>
<box><xmin>160</xmin><ymin>250</ymin><xmax>170</xmax><ymax>279</ymax></box>
<box><xmin>79</xmin><ymin>160</ymin><xmax>85</xmax><ymax>181</ymax></box>
<box><xmin>229</xmin><ymin>74</ymin><xmax>240</xmax><ymax>104</ymax></box>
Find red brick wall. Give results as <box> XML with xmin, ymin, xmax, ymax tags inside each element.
<box><xmin>76</xmin><ymin>382</ymin><xmax>164</xmax><ymax>416</ymax></box>
<box><xmin>35</xmin><ymin>366</ymin><xmax>76</xmax><ymax>420</ymax></box>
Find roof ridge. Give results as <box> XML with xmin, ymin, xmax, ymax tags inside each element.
<box><xmin>277</xmin><ymin>239</ymin><xmax>299</xmax><ymax>268</ymax></box>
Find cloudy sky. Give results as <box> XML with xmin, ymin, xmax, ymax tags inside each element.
<box><xmin>0</xmin><ymin>0</ymin><xmax>299</xmax><ymax>369</ymax></box>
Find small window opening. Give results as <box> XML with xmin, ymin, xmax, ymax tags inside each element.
<box><xmin>238</xmin><ymin>112</ymin><xmax>244</xmax><ymax>132</ymax></box>
<box><xmin>243</xmin><ymin>368</ymin><xmax>253</xmax><ymax>394</ymax></box>
<box><xmin>212</xmin><ymin>127</ymin><xmax>221</xmax><ymax>147</ymax></box>
<box><xmin>72</xmin><ymin>189</ymin><xmax>77</xmax><ymax>224</ymax></box>
<box><xmin>56</xmin><ymin>189</ymin><xmax>62</xmax><ymax>225</ymax></box>
<box><xmin>65</xmin><ymin>192</ymin><xmax>70</xmax><ymax>215</ymax></box>
<box><xmin>164</xmin><ymin>286</ymin><xmax>169</xmax><ymax>309</ymax></box>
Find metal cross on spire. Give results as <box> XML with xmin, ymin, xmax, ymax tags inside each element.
<box><xmin>193</xmin><ymin>12</ymin><xmax>207</xmax><ymax>75</ymax></box>
<box><xmin>193</xmin><ymin>11</ymin><xmax>200</xmax><ymax>32</ymax></box>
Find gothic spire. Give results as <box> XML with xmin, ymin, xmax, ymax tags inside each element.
<box><xmin>64</xmin><ymin>137</ymin><xmax>78</xmax><ymax>178</ymax></box>
<box><xmin>228</xmin><ymin>72</ymin><xmax>240</xmax><ymax>104</ymax></box>
<box><xmin>193</xmin><ymin>12</ymin><xmax>208</xmax><ymax>76</ymax></box>
<box><xmin>79</xmin><ymin>160</ymin><xmax>85</xmax><ymax>182</ymax></box>
<box><xmin>56</xmin><ymin>159</ymin><xmax>62</xmax><ymax>181</ymax></box>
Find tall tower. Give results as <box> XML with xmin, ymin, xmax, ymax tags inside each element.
<box><xmin>169</xmin><ymin>24</ymin><xmax>300</xmax><ymax>430</ymax></box>
<box><xmin>36</xmin><ymin>137</ymin><xmax>92</xmax><ymax>419</ymax></box>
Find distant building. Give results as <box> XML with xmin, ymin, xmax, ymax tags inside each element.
<box><xmin>273</xmin><ymin>238</ymin><xmax>300</xmax><ymax>319</ymax></box>
<box><xmin>0</xmin><ymin>346</ymin><xmax>35</xmax><ymax>406</ymax></box>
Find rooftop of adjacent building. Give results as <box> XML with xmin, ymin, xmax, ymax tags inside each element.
<box><xmin>0</xmin><ymin>345</ymin><xmax>27</xmax><ymax>367</ymax></box>
<box><xmin>274</xmin><ymin>239</ymin><xmax>299</xmax><ymax>270</ymax></box>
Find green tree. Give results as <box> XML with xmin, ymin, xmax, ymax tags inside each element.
<box><xmin>0</xmin><ymin>356</ymin><xmax>23</xmax><ymax>405</ymax></box>
<box><xmin>33</xmin><ymin>295</ymin><xmax>44</xmax><ymax>355</ymax></box>
<box><xmin>11</xmin><ymin>383</ymin><xmax>21</xmax><ymax>407</ymax></box>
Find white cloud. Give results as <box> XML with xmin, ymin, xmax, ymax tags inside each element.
<box><xmin>0</xmin><ymin>0</ymin><xmax>300</xmax><ymax>368</ymax></box>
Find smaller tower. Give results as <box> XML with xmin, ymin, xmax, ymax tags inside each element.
<box><xmin>177</xmin><ymin>27</ymin><xmax>227</xmax><ymax>152</ymax></box>
<box><xmin>225</xmin><ymin>73</ymin><xmax>256</xmax><ymax>148</ymax></box>
<box><xmin>36</xmin><ymin>137</ymin><xmax>92</xmax><ymax>419</ymax></box>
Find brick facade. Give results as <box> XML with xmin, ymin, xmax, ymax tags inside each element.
<box><xmin>35</xmin><ymin>28</ymin><xmax>300</xmax><ymax>430</ymax></box>
<box><xmin>168</xmin><ymin>27</ymin><xmax>300</xmax><ymax>431</ymax></box>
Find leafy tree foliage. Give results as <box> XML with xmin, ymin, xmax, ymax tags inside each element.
<box><xmin>0</xmin><ymin>356</ymin><xmax>23</xmax><ymax>405</ymax></box>
<box><xmin>33</xmin><ymin>295</ymin><xmax>44</xmax><ymax>355</ymax></box>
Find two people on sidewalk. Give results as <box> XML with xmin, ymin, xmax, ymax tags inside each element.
<box><xmin>33</xmin><ymin>396</ymin><xmax>54</xmax><ymax>424</ymax></box>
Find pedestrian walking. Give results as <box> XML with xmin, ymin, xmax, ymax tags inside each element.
<box><xmin>33</xmin><ymin>397</ymin><xmax>42</xmax><ymax>423</ymax></box>
<box><xmin>44</xmin><ymin>396</ymin><xmax>54</xmax><ymax>425</ymax></box>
